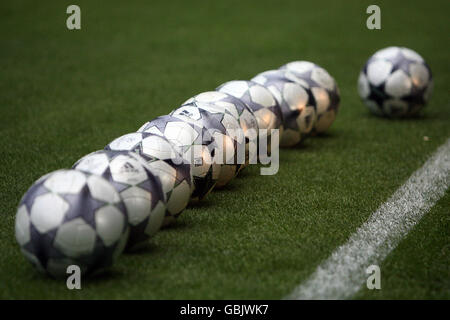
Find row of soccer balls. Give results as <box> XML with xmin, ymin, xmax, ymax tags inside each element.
<box><xmin>15</xmin><ymin>46</ymin><xmax>433</xmax><ymax>278</ymax></box>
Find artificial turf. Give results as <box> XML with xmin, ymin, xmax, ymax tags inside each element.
<box><xmin>0</xmin><ymin>0</ymin><xmax>449</xmax><ymax>299</ymax></box>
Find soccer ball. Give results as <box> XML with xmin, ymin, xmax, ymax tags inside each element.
<box><xmin>183</xmin><ymin>91</ymin><xmax>259</xmax><ymax>165</ymax></box>
<box><xmin>73</xmin><ymin>150</ymin><xmax>166</xmax><ymax>250</ymax></box>
<box><xmin>170</xmin><ymin>103</ymin><xmax>243</xmax><ymax>187</ymax></box>
<box><xmin>105</xmin><ymin>132</ymin><xmax>193</xmax><ymax>225</ymax></box>
<box><xmin>15</xmin><ymin>169</ymin><xmax>129</xmax><ymax>278</ymax></box>
<box><xmin>175</xmin><ymin>101</ymin><xmax>245</xmax><ymax>187</ymax></box>
<box><xmin>280</xmin><ymin>61</ymin><xmax>340</xmax><ymax>133</ymax></box>
<box><xmin>138</xmin><ymin>115</ymin><xmax>219</xmax><ymax>200</ymax></box>
<box><xmin>357</xmin><ymin>47</ymin><xmax>433</xmax><ymax>117</ymax></box>
<box><xmin>252</xmin><ymin>70</ymin><xmax>317</xmax><ymax>147</ymax></box>
<box><xmin>216</xmin><ymin>80</ymin><xmax>284</xmax><ymax>149</ymax></box>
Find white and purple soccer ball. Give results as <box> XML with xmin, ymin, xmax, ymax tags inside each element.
<box><xmin>280</xmin><ymin>61</ymin><xmax>340</xmax><ymax>134</ymax></box>
<box><xmin>138</xmin><ymin>115</ymin><xmax>219</xmax><ymax>201</ymax></box>
<box><xmin>183</xmin><ymin>91</ymin><xmax>259</xmax><ymax>165</ymax></box>
<box><xmin>15</xmin><ymin>169</ymin><xmax>129</xmax><ymax>278</ymax></box>
<box><xmin>357</xmin><ymin>47</ymin><xmax>433</xmax><ymax>117</ymax></box>
<box><xmin>252</xmin><ymin>69</ymin><xmax>317</xmax><ymax>147</ymax></box>
<box><xmin>171</xmin><ymin>103</ymin><xmax>243</xmax><ymax>188</ymax></box>
<box><xmin>105</xmin><ymin>132</ymin><xmax>193</xmax><ymax>225</ymax></box>
<box><xmin>73</xmin><ymin>150</ymin><xmax>166</xmax><ymax>250</ymax></box>
<box><xmin>216</xmin><ymin>80</ymin><xmax>284</xmax><ymax>147</ymax></box>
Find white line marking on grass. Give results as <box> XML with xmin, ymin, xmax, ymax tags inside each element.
<box><xmin>287</xmin><ymin>137</ymin><xmax>450</xmax><ymax>300</ymax></box>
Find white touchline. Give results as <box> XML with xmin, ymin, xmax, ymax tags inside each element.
<box><xmin>286</xmin><ymin>137</ymin><xmax>450</xmax><ymax>300</ymax></box>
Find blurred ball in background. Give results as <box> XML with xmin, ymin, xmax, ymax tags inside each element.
<box><xmin>357</xmin><ymin>46</ymin><xmax>433</xmax><ymax>117</ymax></box>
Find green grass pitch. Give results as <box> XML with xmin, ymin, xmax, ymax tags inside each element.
<box><xmin>0</xmin><ymin>0</ymin><xmax>449</xmax><ymax>299</ymax></box>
